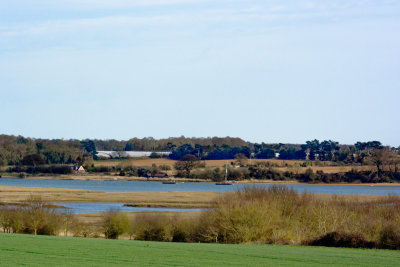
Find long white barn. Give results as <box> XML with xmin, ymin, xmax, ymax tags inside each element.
<box><xmin>97</xmin><ymin>151</ymin><xmax>171</xmax><ymax>158</ymax></box>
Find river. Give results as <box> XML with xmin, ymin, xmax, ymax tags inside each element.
<box><xmin>0</xmin><ymin>177</ymin><xmax>399</xmax><ymax>195</ymax></box>
<box><xmin>2</xmin><ymin>177</ymin><xmax>399</xmax><ymax>214</ymax></box>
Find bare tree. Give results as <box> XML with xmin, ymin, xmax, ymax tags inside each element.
<box><xmin>235</xmin><ymin>153</ymin><xmax>248</xmax><ymax>166</ymax></box>
<box><xmin>24</xmin><ymin>195</ymin><xmax>47</xmax><ymax>235</ymax></box>
<box><xmin>174</xmin><ymin>154</ymin><xmax>200</xmax><ymax>177</ymax></box>
<box><xmin>370</xmin><ymin>148</ymin><xmax>391</xmax><ymax>179</ymax></box>
<box><xmin>61</xmin><ymin>210</ymin><xmax>76</xmax><ymax>237</ymax></box>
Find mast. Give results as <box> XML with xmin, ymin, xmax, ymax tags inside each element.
<box><xmin>225</xmin><ymin>161</ymin><xmax>228</xmax><ymax>182</ymax></box>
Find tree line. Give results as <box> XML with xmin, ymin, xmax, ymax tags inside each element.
<box><xmin>0</xmin><ymin>134</ymin><xmax>398</xmax><ymax>167</ymax></box>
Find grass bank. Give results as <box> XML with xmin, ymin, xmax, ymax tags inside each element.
<box><xmin>1</xmin><ymin>233</ymin><xmax>400</xmax><ymax>266</ymax></box>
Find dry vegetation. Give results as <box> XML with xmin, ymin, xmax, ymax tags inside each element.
<box><xmin>116</xmin><ymin>186</ymin><xmax>400</xmax><ymax>249</ymax></box>
<box><xmin>2</xmin><ymin>187</ymin><xmax>400</xmax><ymax>250</ymax></box>
<box><xmin>0</xmin><ymin>186</ymin><xmax>219</xmax><ymax>208</ymax></box>
<box><xmin>0</xmin><ymin>185</ymin><xmax>395</xmax><ymax>209</ymax></box>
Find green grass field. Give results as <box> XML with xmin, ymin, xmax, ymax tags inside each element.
<box><xmin>1</xmin><ymin>234</ymin><xmax>400</xmax><ymax>266</ymax></box>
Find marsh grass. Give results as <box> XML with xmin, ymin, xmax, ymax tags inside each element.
<box><xmin>125</xmin><ymin>185</ymin><xmax>400</xmax><ymax>249</ymax></box>
<box><xmin>197</xmin><ymin>185</ymin><xmax>400</xmax><ymax>248</ymax></box>
<box><xmin>1</xmin><ymin>187</ymin><xmax>400</xmax><ymax>249</ymax></box>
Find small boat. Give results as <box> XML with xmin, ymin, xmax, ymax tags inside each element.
<box><xmin>162</xmin><ymin>181</ymin><xmax>176</xmax><ymax>184</ymax></box>
<box><xmin>216</xmin><ymin>181</ymin><xmax>234</xmax><ymax>185</ymax></box>
<box><xmin>162</xmin><ymin>178</ymin><xmax>176</xmax><ymax>184</ymax></box>
<box><xmin>216</xmin><ymin>163</ymin><xmax>234</xmax><ymax>185</ymax></box>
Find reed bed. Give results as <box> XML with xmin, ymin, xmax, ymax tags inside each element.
<box><xmin>125</xmin><ymin>186</ymin><xmax>400</xmax><ymax>249</ymax></box>
<box><xmin>2</xmin><ymin>187</ymin><xmax>400</xmax><ymax>249</ymax></box>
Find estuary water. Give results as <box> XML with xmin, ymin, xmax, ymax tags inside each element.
<box><xmin>2</xmin><ymin>177</ymin><xmax>399</xmax><ymax>213</ymax></box>
<box><xmin>0</xmin><ymin>177</ymin><xmax>400</xmax><ymax>195</ymax></box>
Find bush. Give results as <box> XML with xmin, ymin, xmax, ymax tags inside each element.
<box><xmin>88</xmin><ymin>165</ymin><xmax>114</xmax><ymax>173</ymax></box>
<box><xmin>37</xmin><ymin>213</ymin><xmax>62</xmax><ymax>236</ymax></box>
<box><xmin>194</xmin><ymin>185</ymin><xmax>400</xmax><ymax>247</ymax></box>
<box><xmin>72</xmin><ymin>222</ymin><xmax>100</xmax><ymax>238</ymax></box>
<box><xmin>103</xmin><ymin>209</ymin><xmax>130</xmax><ymax>239</ymax></box>
<box><xmin>130</xmin><ymin>213</ymin><xmax>173</xmax><ymax>241</ymax></box>
<box><xmin>0</xmin><ymin>196</ymin><xmax>69</xmax><ymax>236</ymax></box>
<box><xmin>159</xmin><ymin>165</ymin><xmax>172</xmax><ymax>171</ymax></box>
<box><xmin>191</xmin><ymin>168</ymin><xmax>217</xmax><ymax>180</ymax></box>
<box><xmin>227</xmin><ymin>168</ymin><xmax>249</xmax><ymax>181</ymax></box>
<box><xmin>22</xmin><ymin>195</ymin><xmax>62</xmax><ymax>235</ymax></box>
<box><xmin>379</xmin><ymin>224</ymin><xmax>400</xmax><ymax>249</ymax></box>
<box><xmin>149</xmin><ymin>152</ymin><xmax>162</xmax><ymax>159</ymax></box>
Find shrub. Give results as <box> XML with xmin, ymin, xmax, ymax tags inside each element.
<box><xmin>72</xmin><ymin>222</ymin><xmax>100</xmax><ymax>238</ymax></box>
<box><xmin>149</xmin><ymin>152</ymin><xmax>162</xmax><ymax>159</ymax></box>
<box><xmin>0</xmin><ymin>196</ymin><xmax>69</xmax><ymax>236</ymax></box>
<box><xmin>159</xmin><ymin>164</ymin><xmax>172</xmax><ymax>171</ymax></box>
<box><xmin>23</xmin><ymin>196</ymin><xmax>67</xmax><ymax>235</ymax></box>
<box><xmin>379</xmin><ymin>224</ymin><xmax>400</xmax><ymax>249</ymax></box>
<box><xmin>195</xmin><ymin>185</ymin><xmax>400</xmax><ymax>247</ymax></box>
<box><xmin>227</xmin><ymin>168</ymin><xmax>249</xmax><ymax>181</ymax></box>
<box><xmin>37</xmin><ymin>213</ymin><xmax>62</xmax><ymax>236</ymax></box>
<box><xmin>103</xmin><ymin>209</ymin><xmax>130</xmax><ymax>239</ymax></box>
<box><xmin>89</xmin><ymin>166</ymin><xmax>114</xmax><ymax>173</ymax></box>
<box><xmin>130</xmin><ymin>213</ymin><xmax>173</xmax><ymax>241</ymax></box>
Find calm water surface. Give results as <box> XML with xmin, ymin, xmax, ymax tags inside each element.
<box><xmin>1</xmin><ymin>177</ymin><xmax>399</xmax><ymax>195</ymax></box>
<box><xmin>2</xmin><ymin>177</ymin><xmax>399</xmax><ymax>214</ymax></box>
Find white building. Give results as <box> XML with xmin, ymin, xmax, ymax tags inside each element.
<box><xmin>96</xmin><ymin>151</ymin><xmax>171</xmax><ymax>158</ymax></box>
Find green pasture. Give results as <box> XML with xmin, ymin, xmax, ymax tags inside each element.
<box><xmin>0</xmin><ymin>233</ymin><xmax>399</xmax><ymax>266</ymax></box>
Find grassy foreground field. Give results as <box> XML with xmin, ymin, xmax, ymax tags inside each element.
<box><xmin>1</xmin><ymin>234</ymin><xmax>400</xmax><ymax>266</ymax></box>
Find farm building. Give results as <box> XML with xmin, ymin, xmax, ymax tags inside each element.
<box><xmin>97</xmin><ymin>151</ymin><xmax>171</xmax><ymax>158</ymax></box>
<box><xmin>144</xmin><ymin>172</ymin><xmax>169</xmax><ymax>178</ymax></box>
<box><xmin>72</xmin><ymin>165</ymin><xmax>85</xmax><ymax>173</ymax></box>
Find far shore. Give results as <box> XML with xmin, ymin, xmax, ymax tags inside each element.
<box><xmin>2</xmin><ymin>174</ymin><xmax>400</xmax><ymax>187</ymax></box>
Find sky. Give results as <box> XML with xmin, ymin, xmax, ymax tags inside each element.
<box><xmin>0</xmin><ymin>0</ymin><xmax>399</xmax><ymax>146</ymax></box>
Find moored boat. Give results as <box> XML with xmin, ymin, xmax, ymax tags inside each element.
<box><xmin>216</xmin><ymin>163</ymin><xmax>234</xmax><ymax>185</ymax></box>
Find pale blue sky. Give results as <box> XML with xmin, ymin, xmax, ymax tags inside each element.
<box><xmin>1</xmin><ymin>1</ymin><xmax>399</xmax><ymax>146</ymax></box>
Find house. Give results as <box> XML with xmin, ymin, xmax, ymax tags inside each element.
<box><xmin>144</xmin><ymin>172</ymin><xmax>168</xmax><ymax>178</ymax></box>
<box><xmin>153</xmin><ymin>172</ymin><xmax>169</xmax><ymax>178</ymax></box>
<box><xmin>72</xmin><ymin>165</ymin><xmax>85</xmax><ymax>173</ymax></box>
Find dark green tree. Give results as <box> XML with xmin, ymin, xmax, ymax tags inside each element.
<box><xmin>81</xmin><ymin>140</ymin><xmax>97</xmax><ymax>160</ymax></box>
<box><xmin>21</xmin><ymin>154</ymin><xmax>45</xmax><ymax>166</ymax></box>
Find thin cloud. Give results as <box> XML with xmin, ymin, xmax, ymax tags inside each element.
<box><xmin>2</xmin><ymin>0</ymin><xmax>217</xmax><ymax>9</ymax></box>
<box><xmin>1</xmin><ymin>1</ymin><xmax>399</xmax><ymax>41</ymax></box>
<box><xmin>0</xmin><ymin>15</ymin><xmax>174</xmax><ymax>38</ymax></box>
